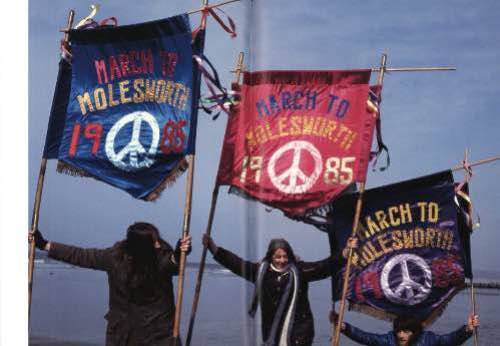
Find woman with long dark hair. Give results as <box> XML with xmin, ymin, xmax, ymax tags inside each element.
<box><xmin>31</xmin><ymin>222</ymin><xmax>191</xmax><ymax>346</ymax></box>
<box><xmin>203</xmin><ymin>234</ymin><xmax>355</xmax><ymax>346</ymax></box>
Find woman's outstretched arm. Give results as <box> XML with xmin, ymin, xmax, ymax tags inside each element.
<box><xmin>203</xmin><ymin>234</ymin><xmax>258</xmax><ymax>283</ymax></box>
<box><xmin>30</xmin><ymin>229</ymin><xmax>113</xmax><ymax>271</ymax></box>
<box><xmin>301</xmin><ymin>237</ymin><xmax>358</xmax><ymax>282</ymax></box>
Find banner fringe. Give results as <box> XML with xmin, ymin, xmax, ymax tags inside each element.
<box><xmin>145</xmin><ymin>159</ymin><xmax>189</xmax><ymax>201</ymax></box>
<box><xmin>56</xmin><ymin>161</ymin><xmax>91</xmax><ymax>177</ymax></box>
<box><xmin>347</xmin><ymin>284</ymin><xmax>465</xmax><ymax>326</ymax></box>
<box><xmin>57</xmin><ymin>159</ymin><xmax>188</xmax><ymax>201</ymax></box>
<box><xmin>349</xmin><ymin>303</ymin><xmax>395</xmax><ymax>321</ymax></box>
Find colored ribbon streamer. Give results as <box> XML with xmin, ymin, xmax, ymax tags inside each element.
<box><xmin>455</xmin><ymin>177</ymin><xmax>480</xmax><ymax>231</ymax></box>
<box><xmin>192</xmin><ymin>5</ymin><xmax>237</xmax><ymax>41</ymax></box>
<box><xmin>368</xmin><ymin>85</ymin><xmax>390</xmax><ymax>171</ymax></box>
<box><xmin>194</xmin><ymin>54</ymin><xmax>234</xmax><ymax>119</ymax></box>
<box><xmin>60</xmin><ymin>17</ymin><xmax>119</xmax><ymax>62</ymax></box>
<box><xmin>207</xmin><ymin>7</ymin><xmax>237</xmax><ymax>38</ymax></box>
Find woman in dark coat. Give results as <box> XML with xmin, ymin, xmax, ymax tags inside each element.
<box><xmin>203</xmin><ymin>234</ymin><xmax>353</xmax><ymax>346</ymax></box>
<box><xmin>31</xmin><ymin>222</ymin><xmax>191</xmax><ymax>346</ymax></box>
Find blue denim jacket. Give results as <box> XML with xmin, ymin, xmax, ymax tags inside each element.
<box><xmin>343</xmin><ymin>323</ymin><xmax>472</xmax><ymax>346</ymax></box>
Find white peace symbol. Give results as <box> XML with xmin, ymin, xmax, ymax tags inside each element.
<box><xmin>105</xmin><ymin>111</ymin><xmax>160</xmax><ymax>172</ymax></box>
<box><xmin>380</xmin><ymin>254</ymin><xmax>432</xmax><ymax>306</ymax></box>
<box><xmin>267</xmin><ymin>140</ymin><xmax>322</xmax><ymax>194</ymax></box>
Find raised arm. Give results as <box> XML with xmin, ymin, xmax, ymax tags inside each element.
<box><xmin>343</xmin><ymin>323</ymin><xmax>392</xmax><ymax>346</ymax></box>
<box><xmin>31</xmin><ymin>229</ymin><xmax>113</xmax><ymax>271</ymax></box>
<box><xmin>329</xmin><ymin>310</ymin><xmax>390</xmax><ymax>346</ymax></box>
<box><xmin>48</xmin><ymin>242</ymin><xmax>113</xmax><ymax>271</ymax></box>
<box><xmin>300</xmin><ymin>255</ymin><xmax>340</xmax><ymax>282</ymax></box>
<box><xmin>301</xmin><ymin>237</ymin><xmax>358</xmax><ymax>282</ymax></box>
<box><xmin>433</xmin><ymin>314</ymin><xmax>478</xmax><ymax>345</ymax></box>
<box><xmin>203</xmin><ymin>234</ymin><xmax>258</xmax><ymax>283</ymax></box>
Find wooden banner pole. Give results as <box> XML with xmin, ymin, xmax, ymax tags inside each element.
<box><xmin>28</xmin><ymin>10</ymin><xmax>75</xmax><ymax>320</ymax></box>
<box><xmin>185</xmin><ymin>186</ymin><xmax>219</xmax><ymax>346</ymax></box>
<box><xmin>372</xmin><ymin>66</ymin><xmax>455</xmax><ymax>72</ymax></box>
<box><xmin>470</xmin><ymin>281</ymin><xmax>478</xmax><ymax>346</ymax></box>
<box><xmin>185</xmin><ymin>51</ymin><xmax>244</xmax><ymax>346</ymax></box>
<box><xmin>233</xmin><ymin>66</ymin><xmax>455</xmax><ymax>75</ymax></box>
<box><xmin>452</xmin><ymin>154</ymin><xmax>500</xmax><ymax>172</ymax></box>
<box><xmin>171</xmin><ymin>153</ymin><xmax>196</xmax><ymax>345</ymax></box>
<box><xmin>332</xmin><ymin>53</ymin><xmax>388</xmax><ymax>346</ymax></box>
<box><xmin>171</xmin><ymin>0</ymin><xmax>214</xmax><ymax>341</ymax></box>
<box><xmin>463</xmin><ymin>149</ymin><xmax>479</xmax><ymax>346</ymax></box>
<box><xmin>28</xmin><ymin>159</ymin><xmax>47</xmax><ymax>318</ymax></box>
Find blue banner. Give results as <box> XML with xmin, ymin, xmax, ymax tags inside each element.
<box><xmin>329</xmin><ymin>171</ymin><xmax>470</xmax><ymax>321</ymax></box>
<box><xmin>45</xmin><ymin>15</ymin><xmax>202</xmax><ymax>200</ymax></box>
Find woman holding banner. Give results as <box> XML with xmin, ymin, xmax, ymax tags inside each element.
<box><xmin>30</xmin><ymin>222</ymin><xmax>191</xmax><ymax>346</ymax></box>
<box><xmin>330</xmin><ymin>312</ymin><xmax>479</xmax><ymax>346</ymax></box>
<box><xmin>203</xmin><ymin>234</ymin><xmax>356</xmax><ymax>346</ymax></box>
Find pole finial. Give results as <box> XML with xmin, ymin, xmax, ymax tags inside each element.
<box><xmin>377</xmin><ymin>53</ymin><xmax>388</xmax><ymax>85</ymax></box>
<box><xmin>233</xmin><ymin>52</ymin><xmax>245</xmax><ymax>84</ymax></box>
<box><xmin>74</xmin><ymin>4</ymin><xmax>100</xmax><ymax>29</ymax></box>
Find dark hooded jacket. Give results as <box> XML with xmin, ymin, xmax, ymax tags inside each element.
<box><xmin>48</xmin><ymin>240</ymin><xmax>179</xmax><ymax>346</ymax></box>
<box><xmin>212</xmin><ymin>247</ymin><xmax>341</xmax><ymax>346</ymax></box>
<box><xmin>343</xmin><ymin>323</ymin><xmax>473</xmax><ymax>346</ymax></box>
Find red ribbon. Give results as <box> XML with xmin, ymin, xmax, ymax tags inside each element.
<box><xmin>192</xmin><ymin>5</ymin><xmax>237</xmax><ymax>41</ymax></box>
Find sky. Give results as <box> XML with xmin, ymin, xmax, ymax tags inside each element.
<box><xmin>3</xmin><ymin>0</ymin><xmax>500</xmax><ymax>343</ymax></box>
<box><xmin>26</xmin><ymin>0</ymin><xmax>500</xmax><ymax>269</ymax></box>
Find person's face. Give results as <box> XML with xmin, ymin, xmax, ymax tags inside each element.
<box><xmin>396</xmin><ymin>330</ymin><xmax>413</xmax><ymax>346</ymax></box>
<box><xmin>271</xmin><ymin>248</ymin><xmax>289</xmax><ymax>270</ymax></box>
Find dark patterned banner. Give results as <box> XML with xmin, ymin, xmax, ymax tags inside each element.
<box><xmin>217</xmin><ymin>70</ymin><xmax>376</xmax><ymax>216</ymax></box>
<box><xmin>44</xmin><ymin>15</ymin><xmax>203</xmax><ymax>200</ymax></box>
<box><xmin>329</xmin><ymin>171</ymin><xmax>470</xmax><ymax>321</ymax></box>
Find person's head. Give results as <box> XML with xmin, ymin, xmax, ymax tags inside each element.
<box><xmin>265</xmin><ymin>238</ymin><xmax>297</xmax><ymax>270</ymax></box>
<box><xmin>393</xmin><ymin>316</ymin><xmax>422</xmax><ymax>346</ymax></box>
<box><xmin>123</xmin><ymin>222</ymin><xmax>167</xmax><ymax>296</ymax></box>
<box><xmin>125</xmin><ymin>222</ymin><xmax>161</xmax><ymax>262</ymax></box>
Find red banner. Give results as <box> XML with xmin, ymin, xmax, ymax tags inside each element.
<box><xmin>217</xmin><ymin>70</ymin><xmax>376</xmax><ymax>216</ymax></box>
